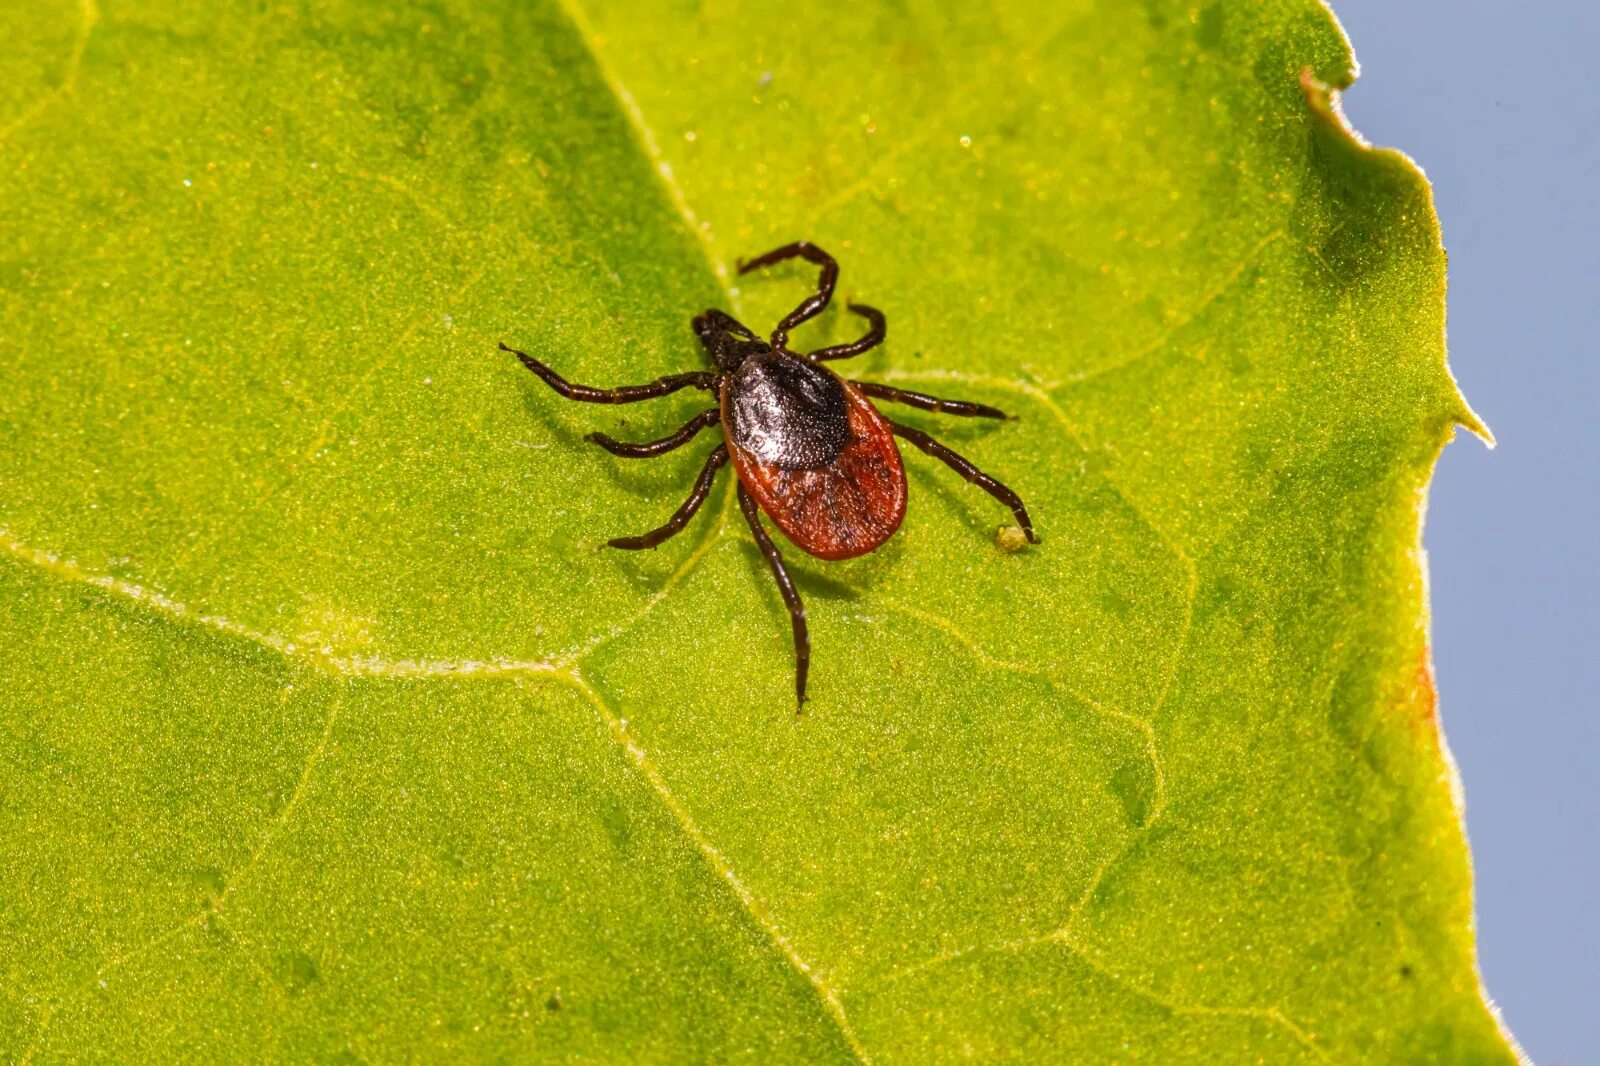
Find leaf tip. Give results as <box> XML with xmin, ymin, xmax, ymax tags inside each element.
<box><xmin>1455</xmin><ymin>402</ymin><xmax>1496</xmax><ymax>449</ymax></box>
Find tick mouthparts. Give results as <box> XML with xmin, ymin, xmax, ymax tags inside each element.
<box><xmin>692</xmin><ymin>312</ymin><xmax>729</xmax><ymax>343</ymax></box>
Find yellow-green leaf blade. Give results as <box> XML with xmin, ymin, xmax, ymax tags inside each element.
<box><xmin>1</xmin><ymin>0</ymin><xmax>1516</xmax><ymax>1061</ymax></box>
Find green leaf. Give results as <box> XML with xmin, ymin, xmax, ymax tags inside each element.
<box><xmin>0</xmin><ymin>0</ymin><xmax>1516</xmax><ymax>1060</ymax></box>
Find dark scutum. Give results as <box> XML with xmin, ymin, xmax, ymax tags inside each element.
<box><xmin>725</xmin><ymin>351</ymin><xmax>850</xmax><ymax>470</ymax></box>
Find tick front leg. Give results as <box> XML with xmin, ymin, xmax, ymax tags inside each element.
<box><xmin>501</xmin><ymin>342</ymin><xmax>715</xmax><ymax>403</ymax></box>
<box><xmin>588</xmin><ymin>409</ymin><xmax>721</xmax><ymax>458</ymax></box>
<box><xmin>737</xmin><ymin>484</ymin><xmax>810</xmax><ymax>712</ymax></box>
<box><xmin>852</xmin><ymin>381</ymin><xmax>1010</xmax><ymax>420</ymax></box>
<box><xmin>811</xmin><ymin>304</ymin><xmax>886</xmax><ymax>362</ymax></box>
<box><xmin>607</xmin><ymin>446</ymin><xmax>728</xmax><ymax>549</ymax></box>
<box><xmin>889</xmin><ymin>421</ymin><xmax>1039</xmax><ymax>543</ymax></box>
<box><xmin>736</xmin><ymin>241</ymin><xmax>839</xmax><ymax>350</ymax></box>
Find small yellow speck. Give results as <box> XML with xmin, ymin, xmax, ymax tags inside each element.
<box><xmin>996</xmin><ymin>525</ymin><xmax>1030</xmax><ymax>554</ymax></box>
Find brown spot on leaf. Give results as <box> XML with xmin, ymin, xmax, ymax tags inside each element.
<box><xmin>1413</xmin><ymin>646</ymin><xmax>1438</xmax><ymax>728</ymax></box>
<box><xmin>1381</xmin><ymin>644</ymin><xmax>1443</xmax><ymax>745</ymax></box>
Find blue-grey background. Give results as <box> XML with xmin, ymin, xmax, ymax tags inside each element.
<box><xmin>1331</xmin><ymin>3</ymin><xmax>1598</xmax><ymax>1062</ymax></box>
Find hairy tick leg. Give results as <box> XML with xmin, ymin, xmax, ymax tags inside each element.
<box><xmin>607</xmin><ymin>446</ymin><xmax>728</xmax><ymax>549</ymax></box>
<box><xmin>588</xmin><ymin>409</ymin><xmax>721</xmax><ymax>458</ymax></box>
<box><xmin>737</xmin><ymin>484</ymin><xmax>810</xmax><ymax>711</ymax></box>
<box><xmin>852</xmin><ymin>381</ymin><xmax>1010</xmax><ymax>419</ymax></box>
<box><xmin>811</xmin><ymin>303</ymin><xmax>887</xmax><ymax>362</ymax></box>
<box><xmin>502</xmin><ymin>341</ymin><xmax>714</xmax><ymax>403</ymax></box>
<box><xmin>734</xmin><ymin>242</ymin><xmax>839</xmax><ymax>351</ymax></box>
<box><xmin>889</xmin><ymin>421</ymin><xmax>1038</xmax><ymax>543</ymax></box>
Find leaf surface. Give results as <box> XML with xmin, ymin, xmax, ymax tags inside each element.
<box><xmin>0</xmin><ymin>0</ymin><xmax>1516</xmax><ymax>1060</ymax></box>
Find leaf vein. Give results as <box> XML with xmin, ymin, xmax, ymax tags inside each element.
<box><xmin>873</xmin><ymin>368</ymin><xmax>1198</xmax><ymax>722</ymax></box>
<box><xmin>1057</xmin><ymin>228</ymin><xmax>1287</xmax><ymax>388</ymax></box>
<box><xmin>874</xmin><ymin>596</ymin><xmax>1167</xmax><ymax>820</ymax></box>
<box><xmin>876</xmin><ymin>928</ymin><xmax>1325</xmax><ymax>1061</ymax></box>
<box><xmin>0</xmin><ymin>0</ymin><xmax>98</xmax><ymax>149</ymax></box>
<box><xmin>0</xmin><ymin>528</ymin><xmax>568</xmax><ymax>680</ymax></box>
<box><xmin>557</xmin><ymin>671</ymin><xmax>873</xmax><ymax>1064</ymax></box>
<box><xmin>1053</xmin><ymin>930</ymin><xmax>1329</xmax><ymax>1061</ymax></box>
<box><xmin>562</xmin><ymin>479</ymin><xmax>735</xmax><ymax>667</ymax></box>
<box><xmin>17</xmin><ymin>689</ymin><xmax>349</xmax><ymax>1060</ymax></box>
<box><xmin>550</xmin><ymin>0</ymin><xmax>730</xmax><ymax>289</ymax></box>
<box><xmin>18</xmin><ymin>921</ymin><xmax>190</xmax><ymax>1065</ymax></box>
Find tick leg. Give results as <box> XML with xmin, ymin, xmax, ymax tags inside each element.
<box><xmin>853</xmin><ymin>381</ymin><xmax>1010</xmax><ymax>420</ymax></box>
<box><xmin>811</xmin><ymin>303</ymin><xmax>886</xmax><ymax>362</ymax></box>
<box><xmin>502</xmin><ymin>342</ymin><xmax>714</xmax><ymax>403</ymax></box>
<box><xmin>889</xmin><ymin>421</ymin><xmax>1039</xmax><ymax>543</ymax></box>
<box><xmin>607</xmin><ymin>445</ymin><xmax>729</xmax><ymax>550</ymax></box>
<box><xmin>737</xmin><ymin>484</ymin><xmax>810</xmax><ymax>712</ymax></box>
<box><xmin>588</xmin><ymin>409</ymin><xmax>721</xmax><ymax>458</ymax></box>
<box><xmin>736</xmin><ymin>241</ymin><xmax>838</xmax><ymax>351</ymax></box>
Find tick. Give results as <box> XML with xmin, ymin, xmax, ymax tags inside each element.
<box><xmin>501</xmin><ymin>241</ymin><xmax>1038</xmax><ymax>709</ymax></box>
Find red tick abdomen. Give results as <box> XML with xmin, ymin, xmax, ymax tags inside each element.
<box><xmin>725</xmin><ymin>380</ymin><xmax>907</xmax><ymax>561</ymax></box>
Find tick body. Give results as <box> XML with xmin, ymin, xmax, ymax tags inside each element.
<box><xmin>722</xmin><ymin>351</ymin><xmax>907</xmax><ymax>560</ymax></box>
<box><xmin>502</xmin><ymin>241</ymin><xmax>1037</xmax><ymax>710</ymax></box>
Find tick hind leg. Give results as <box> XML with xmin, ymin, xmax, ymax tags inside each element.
<box><xmin>889</xmin><ymin>422</ymin><xmax>1039</xmax><ymax>543</ymax></box>
<box><xmin>501</xmin><ymin>342</ymin><xmax>714</xmax><ymax>403</ymax></box>
<box><xmin>736</xmin><ymin>241</ymin><xmax>839</xmax><ymax>351</ymax></box>
<box><xmin>607</xmin><ymin>446</ymin><xmax>728</xmax><ymax>550</ymax></box>
<box><xmin>737</xmin><ymin>485</ymin><xmax>810</xmax><ymax>712</ymax></box>
<box><xmin>811</xmin><ymin>304</ymin><xmax>886</xmax><ymax>362</ymax></box>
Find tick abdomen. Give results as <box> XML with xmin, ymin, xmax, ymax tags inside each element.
<box><xmin>724</xmin><ymin>351</ymin><xmax>849</xmax><ymax>469</ymax></box>
<box><xmin>724</xmin><ymin>364</ymin><xmax>908</xmax><ymax>562</ymax></box>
